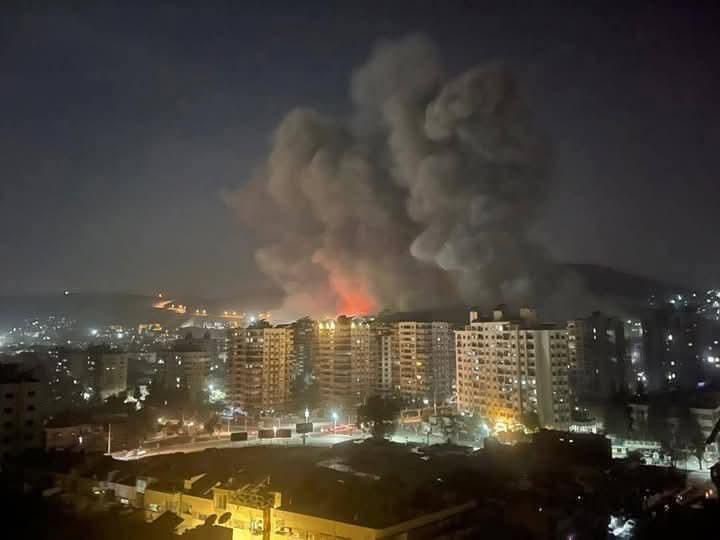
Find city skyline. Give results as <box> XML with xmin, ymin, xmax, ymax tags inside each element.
<box><xmin>3</xmin><ymin>3</ymin><xmax>720</xmax><ymax>537</ymax></box>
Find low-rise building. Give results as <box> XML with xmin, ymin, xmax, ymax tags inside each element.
<box><xmin>44</xmin><ymin>412</ymin><xmax>133</xmax><ymax>454</ymax></box>
<box><xmin>34</xmin><ymin>449</ymin><xmax>478</xmax><ymax>539</ymax></box>
<box><xmin>45</xmin><ymin>421</ymin><xmax>106</xmax><ymax>453</ymax></box>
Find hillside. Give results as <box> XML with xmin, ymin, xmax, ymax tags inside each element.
<box><xmin>0</xmin><ymin>264</ymin><xmax>698</xmax><ymax>328</ymax></box>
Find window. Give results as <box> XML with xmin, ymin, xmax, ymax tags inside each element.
<box><xmin>4</xmin><ymin>393</ymin><xmax>14</xmax><ymax>399</ymax></box>
<box><xmin>27</xmin><ymin>391</ymin><xmax>36</xmax><ymax>397</ymax></box>
<box><xmin>26</xmin><ymin>405</ymin><xmax>35</xmax><ymax>412</ymax></box>
<box><xmin>3</xmin><ymin>408</ymin><xmax>12</xmax><ymax>414</ymax></box>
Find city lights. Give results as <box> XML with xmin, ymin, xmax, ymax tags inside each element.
<box><xmin>1</xmin><ymin>10</ymin><xmax>719</xmax><ymax>538</ymax></box>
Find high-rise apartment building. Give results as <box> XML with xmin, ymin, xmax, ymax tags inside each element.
<box><xmin>370</xmin><ymin>321</ymin><xmax>395</xmax><ymax>397</ymax></box>
<box><xmin>67</xmin><ymin>347</ymin><xmax>128</xmax><ymax>401</ymax></box>
<box><xmin>395</xmin><ymin>322</ymin><xmax>454</xmax><ymax>405</ymax></box>
<box><xmin>228</xmin><ymin>324</ymin><xmax>294</xmax><ymax>415</ymax></box>
<box><xmin>455</xmin><ymin>307</ymin><xmax>571</xmax><ymax>428</ymax></box>
<box><xmin>291</xmin><ymin>317</ymin><xmax>316</xmax><ymax>384</ymax></box>
<box><xmin>157</xmin><ymin>339</ymin><xmax>211</xmax><ymax>402</ymax></box>
<box><xmin>95</xmin><ymin>351</ymin><xmax>128</xmax><ymax>400</ymax></box>
<box><xmin>0</xmin><ymin>364</ymin><xmax>43</xmax><ymax>461</ymax></box>
<box><xmin>175</xmin><ymin>327</ymin><xmax>231</xmax><ymax>388</ymax></box>
<box><xmin>643</xmin><ymin>305</ymin><xmax>703</xmax><ymax>392</ymax></box>
<box><xmin>567</xmin><ymin>313</ymin><xmax>626</xmax><ymax>403</ymax></box>
<box><xmin>317</xmin><ymin>316</ymin><xmax>371</xmax><ymax>410</ymax></box>
<box><xmin>623</xmin><ymin>318</ymin><xmax>646</xmax><ymax>389</ymax></box>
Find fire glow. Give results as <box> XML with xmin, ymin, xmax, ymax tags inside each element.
<box><xmin>329</xmin><ymin>273</ymin><xmax>377</xmax><ymax>316</ymax></box>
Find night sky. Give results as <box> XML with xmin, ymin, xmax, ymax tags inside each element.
<box><xmin>2</xmin><ymin>1</ymin><xmax>719</xmax><ymax>304</ymax></box>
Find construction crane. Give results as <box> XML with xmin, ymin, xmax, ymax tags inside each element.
<box><xmin>707</xmin><ymin>416</ymin><xmax>720</xmax><ymax>490</ymax></box>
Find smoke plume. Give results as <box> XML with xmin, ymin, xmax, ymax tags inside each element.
<box><xmin>227</xmin><ymin>34</ymin><xmax>558</xmax><ymax>317</ymax></box>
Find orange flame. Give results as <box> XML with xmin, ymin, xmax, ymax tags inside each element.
<box><xmin>328</xmin><ymin>272</ymin><xmax>378</xmax><ymax>316</ymax></box>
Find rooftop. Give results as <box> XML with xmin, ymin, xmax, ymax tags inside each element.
<box><xmin>0</xmin><ymin>363</ymin><xmax>39</xmax><ymax>384</ymax></box>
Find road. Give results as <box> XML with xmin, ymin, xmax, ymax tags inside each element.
<box><xmin>112</xmin><ymin>427</ymin><xmax>363</xmax><ymax>461</ymax></box>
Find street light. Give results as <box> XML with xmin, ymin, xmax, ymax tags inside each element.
<box><xmin>332</xmin><ymin>411</ymin><xmax>338</xmax><ymax>433</ymax></box>
<box><xmin>302</xmin><ymin>407</ymin><xmax>311</xmax><ymax>446</ymax></box>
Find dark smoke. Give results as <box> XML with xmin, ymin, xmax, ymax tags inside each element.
<box><xmin>227</xmin><ymin>34</ymin><xmax>563</xmax><ymax>318</ymax></box>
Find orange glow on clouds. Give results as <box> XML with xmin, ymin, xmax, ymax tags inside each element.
<box><xmin>328</xmin><ymin>272</ymin><xmax>378</xmax><ymax>316</ymax></box>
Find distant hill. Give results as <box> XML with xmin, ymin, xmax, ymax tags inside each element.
<box><xmin>379</xmin><ymin>264</ymin><xmax>694</xmax><ymax>323</ymax></box>
<box><xmin>563</xmin><ymin>263</ymin><xmax>691</xmax><ymax>303</ymax></box>
<box><xmin>0</xmin><ymin>292</ymin><xmax>180</xmax><ymax>329</ymax></box>
<box><xmin>0</xmin><ymin>264</ymin><xmax>698</xmax><ymax>329</ymax></box>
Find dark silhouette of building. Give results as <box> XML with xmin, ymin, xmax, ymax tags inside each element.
<box><xmin>643</xmin><ymin>305</ymin><xmax>702</xmax><ymax>392</ymax></box>
<box><xmin>567</xmin><ymin>312</ymin><xmax>627</xmax><ymax>403</ymax></box>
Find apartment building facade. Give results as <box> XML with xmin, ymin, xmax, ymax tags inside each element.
<box><xmin>228</xmin><ymin>324</ymin><xmax>294</xmax><ymax>415</ymax></box>
<box><xmin>456</xmin><ymin>307</ymin><xmax>571</xmax><ymax>428</ymax></box>
<box><xmin>316</xmin><ymin>316</ymin><xmax>371</xmax><ymax>410</ymax></box>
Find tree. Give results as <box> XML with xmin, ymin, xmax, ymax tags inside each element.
<box><xmin>126</xmin><ymin>406</ymin><xmax>157</xmax><ymax>447</ymax></box>
<box><xmin>648</xmin><ymin>401</ymin><xmax>682</xmax><ymax>467</ymax></box>
<box><xmin>603</xmin><ymin>392</ymin><xmax>632</xmax><ymax>437</ymax></box>
<box><xmin>357</xmin><ymin>395</ymin><xmax>401</xmax><ymax>440</ymax></box>
<box><xmin>290</xmin><ymin>378</ymin><xmax>321</xmax><ymax>413</ymax></box>
<box><xmin>521</xmin><ymin>411</ymin><xmax>540</xmax><ymax>432</ymax></box>
<box><xmin>204</xmin><ymin>413</ymin><xmax>219</xmax><ymax>435</ymax></box>
<box><xmin>439</xmin><ymin>415</ymin><xmax>460</xmax><ymax>444</ymax></box>
<box><xmin>104</xmin><ymin>391</ymin><xmax>132</xmax><ymax>414</ymax></box>
<box><xmin>676</xmin><ymin>407</ymin><xmax>706</xmax><ymax>469</ymax></box>
<box><xmin>634</xmin><ymin>379</ymin><xmax>647</xmax><ymax>399</ymax></box>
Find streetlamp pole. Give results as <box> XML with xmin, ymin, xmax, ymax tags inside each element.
<box><xmin>303</xmin><ymin>407</ymin><xmax>309</xmax><ymax>446</ymax></box>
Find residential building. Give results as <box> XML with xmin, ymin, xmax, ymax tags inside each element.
<box><xmin>96</xmin><ymin>350</ymin><xmax>129</xmax><ymax>400</ymax></box>
<box><xmin>567</xmin><ymin>312</ymin><xmax>626</xmax><ymax>403</ymax></box>
<box><xmin>394</xmin><ymin>321</ymin><xmax>454</xmax><ymax>405</ymax></box>
<box><xmin>291</xmin><ymin>317</ymin><xmax>316</xmax><ymax>384</ymax></box>
<box><xmin>316</xmin><ymin>316</ymin><xmax>371</xmax><ymax>410</ymax></box>
<box><xmin>175</xmin><ymin>327</ymin><xmax>230</xmax><ymax>388</ymax></box>
<box><xmin>370</xmin><ymin>321</ymin><xmax>395</xmax><ymax>396</ymax></box>
<box><xmin>0</xmin><ymin>364</ymin><xmax>43</xmax><ymax>460</ymax></box>
<box><xmin>624</xmin><ymin>318</ymin><xmax>646</xmax><ymax>390</ymax></box>
<box><xmin>157</xmin><ymin>339</ymin><xmax>211</xmax><ymax>402</ymax></box>
<box><xmin>642</xmin><ymin>304</ymin><xmax>703</xmax><ymax>392</ymax></box>
<box><xmin>455</xmin><ymin>307</ymin><xmax>571</xmax><ymax>428</ymax></box>
<box><xmin>45</xmin><ymin>410</ymin><xmax>107</xmax><ymax>453</ymax></box>
<box><xmin>628</xmin><ymin>391</ymin><xmax>720</xmax><ymax>453</ymax></box>
<box><xmin>46</xmin><ymin>464</ymin><xmax>476</xmax><ymax>539</ymax></box>
<box><xmin>65</xmin><ymin>346</ymin><xmax>128</xmax><ymax>401</ymax></box>
<box><xmin>228</xmin><ymin>323</ymin><xmax>294</xmax><ymax>415</ymax></box>
<box><xmin>44</xmin><ymin>411</ymin><xmax>133</xmax><ymax>453</ymax></box>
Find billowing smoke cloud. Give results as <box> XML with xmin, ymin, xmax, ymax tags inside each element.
<box><xmin>227</xmin><ymin>34</ymin><xmax>558</xmax><ymax>318</ymax></box>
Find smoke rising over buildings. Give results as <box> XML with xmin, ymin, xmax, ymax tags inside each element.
<box><xmin>228</xmin><ymin>34</ymin><xmax>557</xmax><ymax>317</ymax></box>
